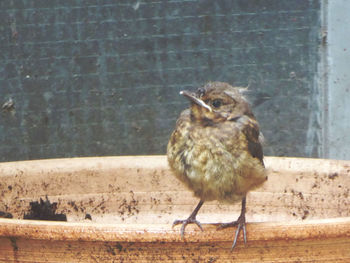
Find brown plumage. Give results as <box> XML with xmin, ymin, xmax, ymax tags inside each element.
<box><xmin>167</xmin><ymin>82</ymin><xmax>267</xmax><ymax>249</ymax></box>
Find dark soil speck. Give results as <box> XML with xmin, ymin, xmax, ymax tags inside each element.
<box><xmin>24</xmin><ymin>197</ymin><xmax>67</xmax><ymax>221</ymax></box>
<box><xmin>0</xmin><ymin>211</ymin><xmax>13</xmax><ymax>218</ymax></box>
<box><xmin>328</xmin><ymin>173</ymin><xmax>338</xmax><ymax>180</ymax></box>
<box><xmin>85</xmin><ymin>213</ymin><xmax>92</xmax><ymax>220</ymax></box>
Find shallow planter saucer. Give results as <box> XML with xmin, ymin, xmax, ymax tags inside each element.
<box><xmin>0</xmin><ymin>156</ymin><xmax>349</xmax><ymax>262</ymax></box>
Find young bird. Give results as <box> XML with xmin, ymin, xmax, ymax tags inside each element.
<box><xmin>167</xmin><ymin>82</ymin><xmax>267</xmax><ymax>249</ymax></box>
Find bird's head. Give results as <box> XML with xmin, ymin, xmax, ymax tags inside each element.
<box><xmin>180</xmin><ymin>82</ymin><xmax>253</xmax><ymax>125</ymax></box>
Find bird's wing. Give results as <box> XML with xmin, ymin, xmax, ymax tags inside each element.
<box><xmin>231</xmin><ymin>115</ymin><xmax>264</xmax><ymax>166</ymax></box>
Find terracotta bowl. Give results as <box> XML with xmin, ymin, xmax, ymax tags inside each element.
<box><xmin>0</xmin><ymin>156</ymin><xmax>349</xmax><ymax>262</ymax></box>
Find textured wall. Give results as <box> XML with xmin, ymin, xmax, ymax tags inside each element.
<box><xmin>325</xmin><ymin>0</ymin><xmax>350</xmax><ymax>160</ymax></box>
<box><xmin>0</xmin><ymin>0</ymin><xmax>321</xmax><ymax>162</ymax></box>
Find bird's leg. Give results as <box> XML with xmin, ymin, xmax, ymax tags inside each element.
<box><xmin>173</xmin><ymin>199</ymin><xmax>204</xmax><ymax>239</ymax></box>
<box><xmin>217</xmin><ymin>196</ymin><xmax>247</xmax><ymax>250</ymax></box>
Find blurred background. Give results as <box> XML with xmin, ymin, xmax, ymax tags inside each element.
<box><xmin>0</xmin><ymin>0</ymin><xmax>349</xmax><ymax>162</ymax></box>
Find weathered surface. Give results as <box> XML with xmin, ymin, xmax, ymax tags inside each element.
<box><xmin>0</xmin><ymin>156</ymin><xmax>349</xmax><ymax>262</ymax></box>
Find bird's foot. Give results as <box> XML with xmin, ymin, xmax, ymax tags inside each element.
<box><xmin>217</xmin><ymin>213</ymin><xmax>246</xmax><ymax>250</ymax></box>
<box><xmin>173</xmin><ymin>216</ymin><xmax>203</xmax><ymax>239</ymax></box>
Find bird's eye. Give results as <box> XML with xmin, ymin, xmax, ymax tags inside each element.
<box><xmin>212</xmin><ymin>99</ymin><xmax>222</xmax><ymax>108</ymax></box>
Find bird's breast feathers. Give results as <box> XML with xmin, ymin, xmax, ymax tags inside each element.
<box><xmin>167</xmin><ymin>116</ymin><xmax>266</xmax><ymax>202</ymax></box>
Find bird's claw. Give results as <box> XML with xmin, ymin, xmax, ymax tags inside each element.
<box><xmin>217</xmin><ymin>214</ymin><xmax>246</xmax><ymax>250</ymax></box>
<box><xmin>232</xmin><ymin>220</ymin><xmax>246</xmax><ymax>250</ymax></box>
<box><xmin>173</xmin><ymin>217</ymin><xmax>203</xmax><ymax>239</ymax></box>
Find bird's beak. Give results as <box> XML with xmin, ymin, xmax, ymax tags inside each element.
<box><xmin>180</xmin><ymin>90</ymin><xmax>212</xmax><ymax>112</ymax></box>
